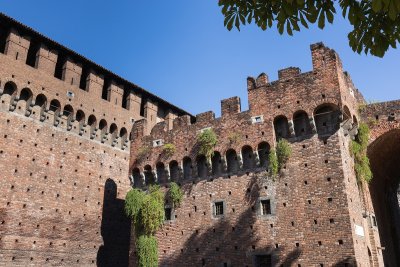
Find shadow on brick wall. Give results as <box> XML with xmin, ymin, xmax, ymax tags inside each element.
<box><xmin>97</xmin><ymin>178</ymin><xmax>131</xmax><ymax>267</ymax></box>
<box><xmin>160</xmin><ymin>174</ymin><xmax>303</xmax><ymax>267</ymax></box>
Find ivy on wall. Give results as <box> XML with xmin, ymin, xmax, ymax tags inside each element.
<box><xmin>125</xmin><ymin>183</ymin><xmax>184</xmax><ymax>266</ymax></box>
<box><xmin>350</xmin><ymin>122</ymin><xmax>373</xmax><ymax>183</ymax></box>
<box><xmin>162</xmin><ymin>143</ymin><xmax>176</xmax><ymax>158</ymax></box>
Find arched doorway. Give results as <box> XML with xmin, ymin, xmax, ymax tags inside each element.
<box><xmin>368</xmin><ymin>129</ymin><xmax>400</xmax><ymax>266</ymax></box>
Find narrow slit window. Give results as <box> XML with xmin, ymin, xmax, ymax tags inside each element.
<box><xmin>261</xmin><ymin>199</ymin><xmax>271</xmax><ymax>215</ymax></box>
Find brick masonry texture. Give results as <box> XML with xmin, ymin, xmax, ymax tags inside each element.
<box><xmin>1</xmin><ymin>13</ymin><xmax>400</xmax><ymax>267</ymax></box>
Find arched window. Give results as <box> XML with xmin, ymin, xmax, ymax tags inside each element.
<box><xmin>211</xmin><ymin>151</ymin><xmax>222</xmax><ymax>176</ymax></box>
<box><xmin>274</xmin><ymin>116</ymin><xmax>290</xmax><ymax>139</ymax></box>
<box><xmin>144</xmin><ymin>165</ymin><xmax>155</xmax><ymax>185</ymax></box>
<box><xmin>99</xmin><ymin>119</ymin><xmax>108</xmax><ymax>139</ymax></box>
<box><xmin>49</xmin><ymin>99</ymin><xmax>61</xmax><ymax>113</ymax></box>
<box><xmin>156</xmin><ymin>162</ymin><xmax>166</xmax><ymax>184</ymax></box>
<box><xmin>3</xmin><ymin>82</ymin><xmax>17</xmax><ymax>95</ymax></box>
<box><xmin>120</xmin><ymin>127</ymin><xmax>128</xmax><ymax>148</ymax></box>
<box><xmin>35</xmin><ymin>94</ymin><xmax>47</xmax><ymax>108</ymax></box>
<box><xmin>258</xmin><ymin>142</ymin><xmax>270</xmax><ymax>167</ymax></box>
<box><xmin>314</xmin><ymin>104</ymin><xmax>340</xmax><ymax>135</ymax></box>
<box><xmin>196</xmin><ymin>155</ymin><xmax>208</xmax><ymax>178</ymax></box>
<box><xmin>19</xmin><ymin>88</ymin><xmax>33</xmax><ymax>102</ymax></box>
<box><xmin>293</xmin><ymin>111</ymin><xmax>312</xmax><ymax>137</ymax></box>
<box><xmin>109</xmin><ymin>123</ymin><xmax>118</xmax><ymax>143</ymax></box>
<box><xmin>183</xmin><ymin>157</ymin><xmax>192</xmax><ymax>180</ymax></box>
<box><xmin>76</xmin><ymin>110</ymin><xmax>85</xmax><ymax>124</ymax></box>
<box><xmin>132</xmin><ymin>168</ymin><xmax>142</xmax><ymax>188</ymax></box>
<box><xmin>169</xmin><ymin>160</ymin><xmax>179</xmax><ymax>181</ymax></box>
<box><xmin>242</xmin><ymin>146</ymin><xmax>254</xmax><ymax>170</ymax></box>
<box><xmin>88</xmin><ymin>115</ymin><xmax>97</xmax><ymax>137</ymax></box>
<box><xmin>63</xmin><ymin>105</ymin><xmax>74</xmax><ymax>128</ymax></box>
<box><xmin>343</xmin><ymin>105</ymin><xmax>351</xmax><ymax>121</ymax></box>
<box><xmin>226</xmin><ymin>149</ymin><xmax>239</xmax><ymax>174</ymax></box>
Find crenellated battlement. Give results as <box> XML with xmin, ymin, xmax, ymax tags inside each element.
<box><xmin>0</xmin><ymin>13</ymin><xmax>190</xmax><ymax>142</ymax></box>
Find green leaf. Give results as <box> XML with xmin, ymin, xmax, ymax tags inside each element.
<box><xmin>371</xmin><ymin>0</ymin><xmax>383</xmax><ymax>12</ymax></box>
<box><xmin>318</xmin><ymin>10</ymin><xmax>325</xmax><ymax>29</ymax></box>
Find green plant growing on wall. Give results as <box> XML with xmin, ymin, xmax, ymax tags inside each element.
<box><xmin>197</xmin><ymin>128</ymin><xmax>218</xmax><ymax>159</ymax></box>
<box><xmin>268</xmin><ymin>139</ymin><xmax>292</xmax><ymax>178</ymax></box>
<box><xmin>168</xmin><ymin>182</ymin><xmax>184</xmax><ymax>208</ymax></box>
<box><xmin>350</xmin><ymin>122</ymin><xmax>373</xmax><ymax>183</ymax></box>
<box><xmin>228</xmin><ymin>132</ymin><xmax>241</xmax><ymax>144</ymax></box>
<box><xmin>124</xmin><ymin>185</ymin><xmax>165</xmax><ymax>266</ymax></box>
<box><xmin>268</xmin><ymin>149</ymin><xmax>279</xmax><ymax>177</ymax></box>
<box><xmin>136</xmin><ymin>235</ymin><xmax>158</xmax><ymax>267</ymax></box>
<box><xmin>276</xmin><ymin>139</ymin><xmax>292</xmax><ymax>169</ymax></box>
<box><xmin>162</xmin><ymin>143</ymin><xmax>176</xmax><ymax>157</ymax></box>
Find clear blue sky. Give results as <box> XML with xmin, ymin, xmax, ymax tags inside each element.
<box><xmin>2</xmin><ymin>1</ymin><xmax>399</xmax><ymax>115</ymax></box>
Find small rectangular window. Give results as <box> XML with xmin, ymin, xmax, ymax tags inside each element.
<box><xmin>261</xmin><ymin>199</ymin><xmax>271</xmax><ymax>215</ymax></box>
<box><xmin>255</xmin><ymin>255</ymin><xmax>272</xmax><ymax>267</ymax></box>
<box><xmin>371</xmin><ymin>215</ymin><xmax>377</xmax><ymax>227</ymax></box>
<box><xmin>215</xmin><ymin>201</ymin><xmax>224</xmax><ymax>216</ymax></box>
<box><xmin>165</xmin><ymin>207</ymin><xmax>172</xmax><ymax>221</ymax></box>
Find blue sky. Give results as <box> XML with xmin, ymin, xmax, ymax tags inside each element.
<box><xmin>2</xmin><ymin>1</ymin><xmax>399</xmax><ymax>115</ymax></box>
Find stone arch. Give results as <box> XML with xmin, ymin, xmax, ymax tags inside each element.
<box><xmin>120</xmin><ymin>127</ymin><xmax>128</xmax><ymax>146</ymax></box>
<box><xmin>49</xmin><ymin>99</ymin><xmax>61</xmax><ymax>113</ymax></box>
<box><xmin>258</xmin><ymin>142</ymin><xmax>270</xmax><ymax>167</ymax></box>
<box><xmin>132</xmin><ymin>168</ymin><xmax>142</xmax><ymax>187</ymax></box>
<box><xmin>196</xmin><ymin>154</ymin><xmax>208</xmax><ymax>178</ymax></box>
<box><xmin>343</xmin><ymin>105</ymin><xmax>351</xmax><ymax>121</ymax></box>
<box><xmin>156</xmin><ymin>162</ymin><xmax>166</xmax><ymax>184</ymax></box>
<box><xmin>88</xmin><ymin>114</ymin><xmax>97</xmax><ymax>138</ymax></box>
<box><xmin>34</xmin><ymin>94</ymin><xmax>47</xmax><ymax>108</ymax></box>
<box><xmin>183</xmin><ymin>157</ymin><xmax>192</xmax><ymax>180</ymax></box>
<box><xmin>226</xmin><ymin>149</ymin><xmax>239</xmax><ymax>174</ymax></box>
<box><xmin>63</xmin><ymin>104</ymin><xmax>74</xmax><ymax>129</ymax></box>
<box><xmin>109</xmin><ymin>123</ymin><xmax>118</xmax><ymax>143</ymax></box>
<box><xmin>313</xmin><ymin>103</ymin><xmax>340</xmax><ymax>136</ymax></box>
<box><xmin>274</xmin><ymin>115</ymin><xmax>290</xmax><ymax>140</ymax></box>
<box><xmin>99</xmin><ymin>119</ymin><xmax>108</xmax><ymax>140</ymax></box>
<box><xmin>353</xmin><ymin>115</ymin><xmax>358</xmax><ymax>125</ymax></box>
<box><xmin>19</xmin><ymin>88</ymin><xmax>33</xmax><ymax>102</ymax></box>
<box><xmin>76</xmin><ymin>109</ymin><xmax>85</xmax><ymax>124</ymax></box>
<box><xmin>293</xmin><ymin>110</ymin><xmax>312</xmax><ymax>137</ymax></box>
<box><xmin>242</xmin><ymin>145</ymin><xmax>254</xmax><ymax>170</ymax></box>
<box><xmin>2</xmin><ymin>81</ymin><xmax>17</xmax><ymax>95</ymax></box>
<box><xmin>144</xmin><ymin>165</ymin><xmax>155</xmax><ymax>185</ymax></box>
<box><xmin>211</xmin><ymin>151</ymin><xmax>223</xmax><ymax>176</ymax></box>
<box><xmin>368</xmin><ymin>129</ymin><xmax>400</xmax><ymax>266</ymax></box>
<box><xmin>169</xmin><ymin>160</ymin><xmax>179</xmax><ymax>181</ymax></box>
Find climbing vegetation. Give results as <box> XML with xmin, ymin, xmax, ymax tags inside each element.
<box><xmin>168</xmin><ymin>182</ymin><xmax>184</xmax><ymax>208</ymax></box>
<box><xmin>136</xmin><ymin>235</ymin><xmax>158</xmax><ymax>267</ymax></box>
<box><xmin>124</xmin><ymin>185</ymin><xmax>165</xmax><ymax>265</ymax></box>
<box><xmin>163</xmin><ymin>143</ymin><xmax>176</xmax><ymax>157</ymax></box>
<box><xmin>197</xmin><ymin>128</ymin><xmax>218</xmax><ymax>159</ymax></box>
<box><xmin>350</xmin><ymin>122</ymin><xmax>373</xmax><ymax>183</ymax></box>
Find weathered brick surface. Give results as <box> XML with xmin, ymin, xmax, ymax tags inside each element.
<box><xmin>129</xmin><ymin>43</ymin><xmax>389</xmax><ymax>266</ymax></box>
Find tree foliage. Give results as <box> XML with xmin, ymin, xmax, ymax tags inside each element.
<box><xmin>219</xmin><ymin>0</ymin><xmax>400</xmax><ymax>57</ymax></box>
<box><xmin>197</xmin><ymin>128</ymin><xmax>218</xmax><ymax>160</ymax></box>
<box><xmin>163</xmin><ymin>143</ymin><xmax>176</xmax><ymax>157</ymax></box>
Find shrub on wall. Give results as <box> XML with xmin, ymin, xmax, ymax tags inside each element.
<box><xmin>168</xmin><ymin>182</ymin><xmax>184</xmax><ymax>208</ymax></box>
<box><xmin>268</xmin><ymin>149</ymin><xmax>279</xmax><ymax>177</ymax></box>
<box><xmin>136</xmin><ymin>235</ymin><xmax>158</xmax><ymax>267</ymax></box>
<box><xmin>276</xmin><ymin>139</ymin><xmax>292</xmax><ymax>170</ymax></box>
<box><xmin>197</xmin><ymin>128</ymin><xmax>218</xmax><ymax>159</ymax></box>
<box><xmin>124</xmin><ymin>185</ymin><xmax>165</xmax><ymax>264</ymax></box>
<box><xmin>162</xmin><ymin>143</ymin><xmax>176</xmax><ymax>157</ymax></box>
<box><xmin>350</xmin><ymin>122</ymin><xmax>373</xmax><ymax>183</ymax></box>
<box><xmin>137</xmin><ymin>146</ymin><xmax>151</xmax><ymax>162</ymax></box>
